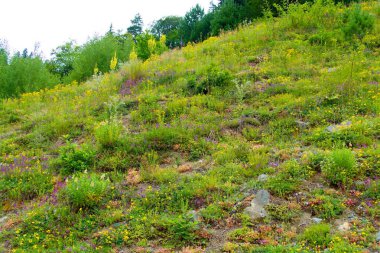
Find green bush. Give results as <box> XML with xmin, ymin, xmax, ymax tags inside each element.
<box><xmin>57</xmin><ymin>143</ymin><xmax>95</xmax><ymax>175</ymax></box>
<box><xmin>161</xmin><ymin>214</ymin><xmax>199</xmax><ymax>245</ymax></box>
<box><xmin>95</xmin><ymin>121</ymin><xmax>123</xmax><ymax>149</ymax></box>
<box><xmin>187</xmin><ymin>65</ymin><xmax>232</xmax><ymax>95</ymax></box>
<box><xmin>0</xmin><ymin>167</ymin><xmax>53</xmax><ymax>203</ymax></box>
<box><xmin>341</xmin><ymin>5</ymin><xmax>375</xmax><ymax>41</ymax></box>
<box><xmin>200</xmin><ymin>203</ymin><xmax>226</xmax><ymax>224</ymax></box>
<box><xmin>307</xmin><ymin>193</ymin><xmax>344</xmax><ymax>219</ymax></box>
<box><xmin>299</xmin><ymin>223</ymin><xmax>331</xmax><ymax>247</ymax></box>
<box><xmin>322</xmin><ymin>148</ymin><xmax>357</xmax><ymax>186</ymax></box>
<box><xmin>144</xmin><ymin>127</ymin><xmax>188</xmax><ymax>151</ymax></box>
<box><xmin>266</xmin><ymin>174</ymin><xmax>300</xmax><ymax>197</ymax></box>
<box><xmin>61</xmin><ymin>173</ymin><xmax>110</xmax><ymax>211</ymax></box>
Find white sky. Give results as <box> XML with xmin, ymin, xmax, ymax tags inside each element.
<box><xmin>0</xmin><ymin>0</ymin><xmax>213</xmax><ymax>58</ymax></box>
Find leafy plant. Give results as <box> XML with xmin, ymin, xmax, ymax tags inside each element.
<box><xmin>342</xmin><ymin>5</ymin><xmax>375</xmax><ymax>41</ymax></box>
<box><xmin>57</xmin><ymin>143</ymin><xmax>95</xmax><ymax>175</ymax></box>
<box><xmin>61</xmin><ymin>172</ymin><xmax>110</xmax><ymax>211</ymax></box>
<box><xmin>95</xmin><ymin>121</ymin><xmax>123</xmax><ymax>149</ymax></box>
<box><xmin>299</xmin><ymin>223</ymin><xmax>331</xmax><ymax>248</ymax></box>
<box><xmin>322</xmin><ymin>148</ymin><xmax>357</xmax><ymax>186</ymax></box>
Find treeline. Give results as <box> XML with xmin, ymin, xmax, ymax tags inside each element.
<box><xmin>0</xmin><ymin>0</ymin><xmax>359</xmax><ymax>99</ymax></box>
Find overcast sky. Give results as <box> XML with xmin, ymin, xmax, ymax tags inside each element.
<box><xmin>0</xmin><ymin>0</ymin><xmax>213</xmax><ymax>58</ymax></box>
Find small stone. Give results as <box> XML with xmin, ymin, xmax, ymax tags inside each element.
<box><xmin>311</xmin><ymin>217</ymin><xmax>322</xmax><ymax>224</ymax></box>
<box><xmin>258</xmin><ymin>174</ymin><xmax>268</xmax><ymax>182</ymax></box>
<box><xmin>338</xmin><ymin>222</ymin><xmax>351</xmax><ymax>231</ymax></box>
<box><xmin>376</xmin><ymin>231</ymin><xmax>380</xmax><ymax>242</ymax></box>
<box><xmin>253</xmin><ymin>190</ymin><xmax>270</xmax><ymax>206</ymax></box>
<box><xmin>188</xmin><ymin>210</ymin><xmax>199</xmax><ymax>221</ymax></box>
<box><xmin>178</xmin><ymin>164</ymin><xmax>192</xmax><ymax>173</ymax></box>
<box><xmin>0</xmin><ymin>216</ymin><xmax>8</xmax><ymax>223</ymax></box>
<box><xmin>326</xmin><ymin>125</ymin><xmax>337</xmax><ymax>133</ymax></box>
<box><xmin>295</xmin><ymin>120</ymin><xmax>310</xmax><ymax>128</ymax></box>
<box><xmin>328</xmin><ymin>68</ymin><xmax>336</xmax><ymax>73</ymax></box>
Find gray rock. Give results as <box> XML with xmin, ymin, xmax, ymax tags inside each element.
<box><xmin>326</xmin><ymin>121</ymin><xmax>352</xmax><ymax>133</ymax></box>
<box><xmin>376</xmin><ymin>231</ymin><xmax>380</xmax><ymax>242</ymax></box>
<box><xmin>258</xmin><ymin>174</ymin><xmax>268</xmax><ymax>182</ymax></box>
<box><xmin>295</xmin><ymin>120</ymin><xmax>310</xmax><ymax>128</ymax></box>
<box><xmin>328</xmin><ymin>68</ymin><xmax>337</xmax><ymax>73</ymax></box>
<box><xmin>244</xmin><ymin>190</ymin><xmax>271</xmax><ymax>220</ymax></box>
<box><xmin>244</xmin><ymin>205</ymin><xmax>267</xmax><ymax>219</ymax></box>
<box><xmin>311</xmin><ymin>217</ymin><xmax>322</xmax><ymax>224</ymax></box>
<box><xmin>253</xmin><ymin>190</ymin><xmax>270</xmax><ymax>206</ymax></box>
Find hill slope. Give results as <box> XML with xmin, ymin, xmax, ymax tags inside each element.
<box><xmin>0</xmin><ymin>1</ymin><xmax>379</xmax><ymax>252</ymax></box>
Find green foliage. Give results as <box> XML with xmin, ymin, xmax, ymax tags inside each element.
<box><xmin>266</xmin><ymin>174</ymin><xmax>299</xmax><ymax>197</ymax></box>
<box><xmin>266</xmin><ymin>203</ymin><xmax>300</xmax><ymax>221</ymax></box>
<box><xmin>307</xmin><ymin>192</ymin><xmax>344</xmax><ymax>219</ymax></box>
<box><xmin>0</xmin><ymin>165</ymin><xmax>53</xmax><ymax>204</ymax></box>
<box><xmin>180</xmin><ymin>4</ymin><xmax>205</xmax><ymax>44</ymax></box>
<box><xmin>127</xmin><ymin>13</ymin><xmax>143</xmax><ymax>38</ymax></box>
<box><xmin>299</xmin><ymin>223</ymin><xmax>331</xmax><ymax>247</ymax></box>
<box><xmin>187</xmin><ymin>65</ymin><xmax>232</xmax><ymax>94</ymax></box>
<box><xmin>0</xmin><ymin>52</ymin><xmax>58</xmax><ymax>98</ymax></box>
<box><xmin>47</xmin><ymin>41</ymin><xmax>79</xmax><ymax>79</ymax></box>
<box><xmin>342</xmin><ymin>5</ymin><xmax>375</xmax><ymax>40</ymax></box>
<box><xmin>211</xmin><ymin>0</ymin><xmax>243</xmax><ymax>35</ymax></box>
<box><xmin>160</xmin><ymin>214</ymin><xmax>199</xmax><ymax>245</ymax></box>
<box><xmin>143</xmin><ymin>127</ymin><xmax>188</xmax><ymax>151</ymax></box>
<box><xmin>66</xmin><ymin>34</ymin><xmax>133</xmax><ymax>82</ymax></box>
<box><xmin>95</xmin><ymin>121</ymin><xmax>123</xmax><ymax>149</ymax></box>
<box><xmin>200</xmin><ymin>203</ymin><xmax>227</xmax><ymax>224</ymax></box>
<box><xmin>151</xmin><ymin>16</ymin><xmax>183</xmax><ymax>48</ymax></box>
<box><xmin>321</xmin><ymin>148</ymin><xmax>357</xmax><ymax>186</ymax></box>
<box><xmin>135</xmin><ymin>32</ymin><xmax>168</xmax><ymax>61</ymax></box>
<box><xmin>57</xmin><ymin>143</ymin><xmax>95</xmax><ymax>175</ymax></box>
<box><xmin>61</xmin><ymin>173</ymin><xmax>110</xmax><ymax>211</ymax></box>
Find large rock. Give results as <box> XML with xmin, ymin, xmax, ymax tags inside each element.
<box><xmin>244</xmin><ymin>190</ymin><xmax>270</xmax><ymax>220</ymax></box>
<box><xmin>326</xmin><ymin>121</ymin><xmax>352</xmax><ymax>133</ymax></box>
<box><xmin>253</xmin><ymin>190</ymin><xmax>271</xmax><ymax>206</ymax></box>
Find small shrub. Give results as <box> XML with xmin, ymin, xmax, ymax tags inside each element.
<box><xmin>95</xmin><ymin>121</ymin><xmax>123</xmax><ymax>149</ymax></box>
<box><xmin>322</xmin><ymin>148</ymin><xmax>357</xmax><ymax>186</ymax></box>
<box><xmin>0</xmin><ymin>166</ymin><xmax>53</xmax><ymax>203</ymax></box>
<box><xmin>341</xmin><ymin>5</ymin><xmax>375</xmax><ymax>40</ymax></box>
<box><xmin>266</xmin><ymin>174</ymin><xmax>299</xmax><ymax>197</ymax></box>
<box><xmin>306</xmin><ymin>194</ymin><xmax>344</xmax><ymax>219</ymax></box>
<box><xmin>57</xmin><ymin>143</ymin><xmax>95</xmax><ymax>175</ymax></box>
<box><xmin>242</xmin><ymin>127</ymin><xmax>261</xmax><ymax>142</ymax></box>
<box><xmin>299</xmin><ymin>223</ymin><xmax>331</xmax><ymax>248</ymax></box>
<box><xmin>200</xmin><ymin>203</ymin><xmax>226</xmax><ymax>225</ymax></box>
<box><xmin>61</xmin><ymin>173</ymin><xmax>110</xmax><ymax>211</ymax></box>
<box><xmin>266</xmin><ymin>203</ymin><xmax>300</xmax><ymax>222</ymax></box>
<box><xmin>144</xmin><ymin>127</ymin><xmax>188</xmax><ymax>151</ymax></box>
<box><xmin>187</xmin><ymin>65</ymin><xmax>232</xmax><ymax>95</ymax></box>
<box><xmin>161</xmin><ymin>214</ymin><xmax>199</xmax><ymax>245</ymax></box>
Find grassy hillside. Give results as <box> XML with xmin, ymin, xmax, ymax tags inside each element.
<box><xmin>0</xmin><ymin>1</ymin><xmax>379</xmax><ymax>252</ymax></box>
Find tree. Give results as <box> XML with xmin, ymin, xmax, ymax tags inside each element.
<box><xmin>127</xmin><ymin>14</ymin><xmax>143</xmax><ymax>38</ymax></box>
<box><xmin>151</xmin><ymin>16</ymin><xmax>183</xmax><ymax>48</ymax></box>
<box><xmin>135</xmin><ymin>32</ymin><xmax>168</xmax><ymax>61</ymax></box>
<box><xmin>211</xmin><ymin>0</ymin><xmax>243</xmax><ymax>35</ymax></box>
<box><xmin>47</xmin><ymin>41</ymin><xmax>79</xmax><ymax>79</ymax></box>
<box><xmin>180</xmin><ymin>4</ymin><xmax>205</xmax><ymax>44</ymax></box>
<box><xmin>66</xmin><ymin>33</ymin><xmax>134</xmax><ymax>83</ymax></box>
